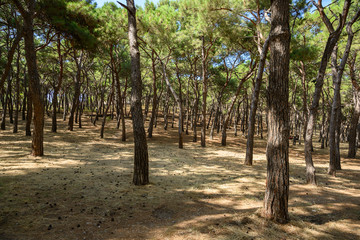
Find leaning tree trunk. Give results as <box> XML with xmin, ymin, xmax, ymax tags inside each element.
<box><xmin>222</xmin><ymin>64</ymin><xmax>255</xmax><ymax>146</ymax></box>
<box><xmin>124</xmin><ymin>0</ymin><xmax>149</xmax><ymax>185</ymax></box>
<box><xmin>328</xmin><ymin>8</ymin><xmax>359</xmax><ymax>175</ymax></box>
<box><xmin>1</xmin><ymin>76</ymin><xmax>11</xmax><ymax>130</ymax></box>
<box><xmin>264</xmin><ymin>0</ymin><xmax>290</xmax><ymax>224</ymax></box>
<box><xmin>245</xmin><ymin>35</ymin><xmax>271</xmax><ymax>165</ymax></box>
<box><xmin>304</xmin><ymin>1</ymin><xmax>350</xmax><ymax>184</ymax></box>
<box><xmin>161</xmin><ymin>61</ymin><xmax>184</xmax><ymax>148</ymax></box>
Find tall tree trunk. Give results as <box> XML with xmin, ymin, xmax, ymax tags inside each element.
<box><xmin>161</xmin><ymin>61</ymin><xmax>183</xmax><ymax>148</ymax></box>
<box><xmin>304</xmin><ymin>0</ymin><xmax>350</xmax><ymax>184</ymax></box>
<box><xmin>68</xmin><ymin>52</ymin><xmax>82</xmax><ymax>131</ymax></box>
<box><xmin>124</xmin><ymin>0</ymin><xmax>149</xmax><ymax>185</ymax></box>
<box><xmin>1</xmin><ymin>76</ymin><xmax>11</xmax><ymax>130</ymax></box>
<box><xmin>148</xmin><ymin>52</ymin><xmax>157</xmax><ymax>138</ymax></box>
<box><xmin>245</xmin><ymin>35</ymin><xmax>271</xmax><ymax>165</ymax></box>
<box><xmin>100</xmin><ymin>85</ymin><xmax>114</xmax><ymax>138</ymax></box>
<box><xmin>201</xmin><ymin>36</ymin><xmax>208</xmax><ymax>147</ymax></box>
<box><xmin>52</xmin><ymin>34</ymin><xmax>64</xmax><ymax>133</ymax></box>
<box><xmin>0</xmin><ymin>26</ymin><xmax>22</xmax><ymax>92</ymax></box>
<box><xmin>264</xmin><ymin>0</ymin><xmax>290</xmax><ymax>224</ymax></box>
<box><xmin>328</xmin><ymin>8</ymin><xmax>360</xmax><ymax>175</ymax></box>
<box><xmin>13</xmin><ymin>46</ymin><xmax>21</xmax><ymax>133</ymax></box>
<box><xmin>348</xmin><ymin>53</ymin><xmax>360</xmax><ymax>158</ymax></box>
<box><xmin>14</xmin><ymin>0</ymin><xmax>45</xmax><ymax>156</ymax></box>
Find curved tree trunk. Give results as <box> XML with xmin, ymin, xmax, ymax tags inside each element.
<box><xmin>245</xmin><ymin>35</ymin><xmax>270</xmax><ymax>165</ymax></box>
<box><xmin>304</xmin><ymin>0</ymin><xmax>351</xmax><ymax>184</ymax></box>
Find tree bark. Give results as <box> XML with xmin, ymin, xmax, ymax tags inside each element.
<box><xmin>328</xmin><ymin>8</ymin><xmax>360</xmax><ymax>175</ymax></box>
<box><xmin>348</xmin><ymin>53</ymin><xmax>360</xmax><ymax>158</ymax></box>
<box><xmin>245</xmin><ymin>35</ymin><xmax>271</xmax><ymax>165</ymax></box>
<box><xmin>14</xmin><ymin>0</ymin><xmax>45</xmax><ymax>156</ymax></box>
<box><xmin>68</xmin><ymin>51</ymin><xmax>83</xmax><ymax>131</ymax></box>
<box><xmin>52</xmin><ymin>34</ymin><xmax>65</xmax><ymax>133</ymax></box>
<box><xmin>148</xmin><ymin>51</ymin><xmax>158</xmax><ymax>138</ymax></box>
<box><xmin>125</xmin><ymin>0</ymin><xmax>149</xmax><ymax>185</ymax></box>
<box><xmin>13</xmin><ymin>46</ymin><xmax>21</xmax><ymax>133</ymax></box>
<box><xmin>264</xmin><ymin>0</ymin><xmax>290</xmax><ymax>224</ymax></box>
<box><xmin>304</xmin><ymin>0</ymin><xmax>351</xmax><ymax>184</ymax></box>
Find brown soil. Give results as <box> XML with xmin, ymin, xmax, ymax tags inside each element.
<box><xmin>0</xmin><ymin>115</ymin><xmax>359</xmax><ymax>240</ymax></box>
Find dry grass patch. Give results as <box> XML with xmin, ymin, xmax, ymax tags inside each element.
<box><xmin>0</xmin><ymin>115</ymin><xmax>359</xmax><ymax>239</ymax></box>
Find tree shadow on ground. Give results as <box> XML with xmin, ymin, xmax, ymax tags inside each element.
<box><xmin>0</xmin><ymin>116</ymin><xmax>359</xmax><ymax>239</ymax></box>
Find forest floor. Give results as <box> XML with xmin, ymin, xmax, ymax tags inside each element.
<box><xmin>0</xmin><ymin>115</ymin><xmax>360</xmax><ymax>240</ymax></box>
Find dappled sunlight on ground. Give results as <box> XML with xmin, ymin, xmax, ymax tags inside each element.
<box><xmin>0</xmin><ymin>115</ymin><xmax>360</xmax><ymax>239</ymax></box>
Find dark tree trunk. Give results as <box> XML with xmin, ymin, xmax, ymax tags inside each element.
<box><xmin>52</xmin><ymin>34</ymin><xmax>64</xmax><ymax>133</ymax></box>
<box><xmin>201</xmin><ymin>36</ymin><xmax>208</xmax><ymax>147</ymax></box>
<box><xmin>13</xmin><ymin>46</ymin><xmax>21</xmax><ymax>133</ymax></box>
<box><xmin>264</xmin><ymin>0</ymin><xmax>290</xmax><ymax>224</ymax></box>
<box><xmin>148</xmin><ymin>52</ymin><xmax>157</xmax><ymax>138</ymax></box>
<box><xmin>68</xmin><ymin>52</ymin><xmax>82</xmax><ymax>131</ymax></box>
<box><xmin>63</xmin><ymin>93</ymin><xmax>68</xmax><ymax>121</ymax></box>
<box><xmin>0</xmin><ymin>26</ymin><xmax>22</xmax><ymax>92</ymax></box>
<box><xmin>22</xmin><ymin>71</ymin><xmax>27</xmax><ymax>121</ymax></box>
<box><xmin>125</xmin><ymin>0</ymin><xmax>149</xmax><ymax>185</ymax></box>
<box><xmin>163</xmin><ymin>88</ymin><xmax>169</xmax><ymax>130</ymax></box>
<box><xmin>14</xmin><ymin>0</ymin><xmax>45</xmax><ymax>156</ymax></box>
<box><xmin>25</xmin><ymin>76</ymin><xmax>32</xmax><ymax>136</ymax></box>
<box><xmin>348</xmin><ymin>54</ymin><xmax>360</xmax><ymax>158</ymax></box>
<box><xmin>1</xmin><ymin>76</ymin><xmax>11</xmax><ymax>130</ymax></box>
<box><xmin>100</xmin><ymin>86</ymin><xmax>114</xmax><ymax>138</ymax></box>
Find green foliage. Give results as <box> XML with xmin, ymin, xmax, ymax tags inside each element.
<box><xmin>37</xmin><ymin>0</ymin><xmax>99</xmax><ymax>50</ymax></box>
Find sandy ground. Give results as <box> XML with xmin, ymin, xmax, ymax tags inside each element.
<box><xmin>0</xmin><ymin>114</ymin><xmax>359</xmax><ymax>240</ymax></box>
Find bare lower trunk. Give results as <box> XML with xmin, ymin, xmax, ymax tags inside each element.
<box><xmin>264</xmin><ymin>0</ymin><xmax>290</xmax><ymax>224</ymax></box>
<box><xmin>245</xmin><ymin>36</ymin><xmax>270</xmax><ymax>165</ymax></box>
<box><xmin>125</xmin><ymin>0</ymin><xmax>149</xmax><ymax>185</ymax></box>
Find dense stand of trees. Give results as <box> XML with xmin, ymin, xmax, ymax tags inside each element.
<box><xmin>1</xmin><ymin>0</ymin><xmax>360</xmax><ymax>223</ymax></box>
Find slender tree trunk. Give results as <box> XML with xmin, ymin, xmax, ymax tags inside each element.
<box><xmin>201</xmin><ymin>36</ymin><xmax>208</xmax><ymax>147</ymax></box>
<box><xmin>52</xmin><ymin>34</ymin><xmax>64</xmax><ymax>133</ymax></box>
<box><xmin>222</xmin><ymin>65</ymin><xmax>255</xmax><ymax>146</ymax></box>
<box><xmin>68</xmin><ymin>53</ymin><xmax>82</xmax><ymax>131</ymax></box>
<box><xmin>328</xmin><ymin>8</ymin><xmax>359</xmax><ymax>175</ymax></box>
<box><xmin>245</xmin><ymin>35</ymin><xmax>271</xmax><ymax>165</ymax></box>
<box><xmin>125</xmin><ymin>0</ymin><xmax>149</xmax><ymax>185</ymax></box>
<box><xmin>0</xmin><ymin>26</ymin><xmax>23</xmax><ymax>92</ymax></box>
<box><xmin>348</xmin><ymin>54</ymin><xmax>360</xmax><ymax>158</ymax></box>
<box><xmin>100</xmin><ymin>86</ymin><xmax>114</xmax><ymax>138</ymax></box>
<box><xmin>22</xmin><ymin>71</ymin><xmax>27</xmax><ymax>121</ymax></box>
<box><xmin>304</xmin><ymin>0</ymin><xmax>351</xmax><ymax>184</ymax></box>
<box><xmin>1</xmin><ymin>76</ymin><xmax>11</xmax><ymax>130</ymax></box>
<box><xmin>13</xmin><ymin>46</ymin><xmax>20</xmax><ymax>133</ymax></box>
<box><xmin>148</xmin><ymin>52</ymin><xmax>157</xmax><ymax>138</ymax></box>
<box><xmin>264</xmin><ymin>0</ymin><xmax>290</xmax><ymax>224</ymax></box>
